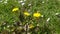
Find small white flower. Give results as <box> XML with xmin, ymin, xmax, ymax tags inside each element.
<box><xmin>4</xmin><ymin>27</ymin><xmax>6</xmax><ymax>29</ymax></box>
<box><xmin>7</xmin><ymin>25</ymin><xmax>10</xmax><ymax>28</ymax></box>
<box><xmin>18</xmin><ymin>0</ymin><xmax>23</xmax><ymax>3</ymax></box>
<box><xmin>28</xmin><ymin>4</ymin><xmax>31</xmax><ymax>6</ymax></box>
<box><xmin>47</xmin><ymin>18</ymin><xmax>50</xmax><ymax>22</ymax></box>
<box><xmin>4</xmin><ymin>1</ymin><xmax>7</xmax><ymax>4</ymax></box>
<box><xmin>42</xmin><ymin>1</ymin><xmax>45</xmax><ymax>3</ymax></box>
<box><xmin>3</xmin><ymin>23</ymin><xmax>6</xmax><ymax>25</ymax></box>
<box><xmin>21</xmin><ymin>3</ymin><xmax>25</xmax><ymax>6</ymax></box>
<box><xmin>4</xmin><ymin>0</ymin><xmax>8</xmax><ymax>4</ymax></box>
<box><xmin>55</xmin><ymin>13</ymin><xmax>59</xmax><ymax>15</ymax></box>
<box><xmin>41</xmin><ymin>15</ymin><xmax>44</xmax><ymax>17</ymax></box>
<box><xmin>37</xmin><ymin>24</ymin><xmax>39</xmax><ymax>26</ymax></box>
<box><xmin>0</xmin><ymin>1</ymin><xmax>2</xmax><ymax>2</ymax></box>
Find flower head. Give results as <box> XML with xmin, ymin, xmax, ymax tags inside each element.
<box><xmin>12</xmin><ymin>7</ymin><xmax>19</xmax><ymax>12</ymax></box>
<box><xmin>33</xmin><ymin>12</ymin><xmax>41</xmax><ymax>18</ymax></box>
<box><xmin>24</xmin><ymin>11</ymin><xmax>30</xmax><ymax>16</ymax></box>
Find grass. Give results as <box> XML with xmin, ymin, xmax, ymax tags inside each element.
<box><xmin>0</xmin><ymin>0</ymin><xmax>60</xmax><ymax>34</ymax></box>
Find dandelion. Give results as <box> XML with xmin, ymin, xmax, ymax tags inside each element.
<box><xmin>24</xmin><ymin>11</ymin><xmax>30</xmax><ymax>16</ymax></box>
<box><xmin>33</xmin><ymin>12</ymin><xmax>41</xmax><ymax>18</ymax></box>
<box><xmin>12</xmin><ymin>7</ymin><xmax>19</xmax><ymax>12</ymax></box>
<box><xmin>28</xmin><ymin>24</ymin><xmax>34</xmax><ymax>29</ymax></box>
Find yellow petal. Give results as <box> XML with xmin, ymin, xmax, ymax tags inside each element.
<box><xmin>24</xmin><ymin>12</ymin><xmax>30</xmax><ymax>16</ymax></box>
<box><xmin>33</xmin><ymin>12</ymin><xmax>41</xmax><ymax>18</ymax></box>
<box><xmin>12</xmin><ymin>8</ymin><xmax>19</xmax><ymax>12</ymax></box>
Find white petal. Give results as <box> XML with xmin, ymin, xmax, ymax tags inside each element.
<box><xmin>0</xmin><ymin>1</ymin><xmax>2</xmax><ymax>2</ymax></box>
<box><xmin>55</xmin><ymin>13</ymin><xmax>59</xmax><ymax>15</ymax></box>
<box><xmin>7</xmin><ymin>25</ymin><xmax>10</xmax><ymax>28</ymax></box>
<box><xmin>41</xmin><ymin>15</ymin><xmax>44</xmax><ymax>17</ymax></box>
<box><xmin>19</xmin><ymin>0</ymin><xmax>23</xmax><ymax>3</ymax></box>
<box><xmin>47</xmin><ymin>18</ymin><xmax>50</xmax><ymax>22</ymax></box>
<box><xmin>4</xmin><ymin>1</ymin><xmax>7</xmax><ymax>4</ymax></box>
<box><xmin>21</xmin><ymin>3</ymin><xmax>25</xmax><ymax>6</ymax></box>
<box><xmin>42</xmin><ymin>1</ymin><xmax>45</xmax><ymax>3</ymax></box>
<box><xmin>28</xmin><ymin>4</ymin><xmax>31</xmax><ymax>6</ymax></box>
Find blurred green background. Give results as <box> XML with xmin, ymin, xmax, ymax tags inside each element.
<box><xmin>0</xmin><ymin>0</ymin><xmax>60</xmax><ymax>34</ymax></box>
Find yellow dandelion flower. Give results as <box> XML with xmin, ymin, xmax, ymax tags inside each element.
<box><xmin>29</xmin><ymin>24</ymin><xmax>34</xmax><ymax>29</ymax></box>
<box><xmin>12</xmin><ymin>7</ymin><xmax>19</xmax><ymax>12</ymax></box>
<box><xmin>24</xmin><ymin>11</ymin><xmax>30</xmax><ymax>16</ymax></box>
<box><xmin>33</xmin><ymin>12</ymin><xmax>41</xmax><ymax>18</ymax></box>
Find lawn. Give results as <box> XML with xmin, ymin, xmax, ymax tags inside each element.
<box><xmin>0</xmin><ymin>0</ymin><xmax>60</xmax><ymax>34</ymax></box>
